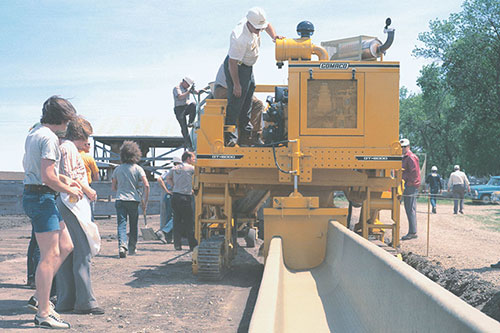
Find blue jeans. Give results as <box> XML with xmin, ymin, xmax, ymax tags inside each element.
<box><xmin>115</xmin><ymin>200</ymin><xmax>139</xmax><ymax>252</ymax></box>
<box><xmin>430</xmin><ymin>192</ymin><xmax>437</xmax><ymax>209</ymax></box>
<box><xmin>403</xmin><ymin>186</ymin><xmax>418</xmax><ymax>234</ymax></box>
<box><xmin>160</xmin><ymin>193</ymin><xmax>173</xmax><ymax>233</ymax></box>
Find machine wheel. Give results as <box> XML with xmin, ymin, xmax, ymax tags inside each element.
<box><xmin>481</xmin><ymin>194</ymin><xmax>491</xmax><ymax>204</ymax></box>
<box><xmin>197</xmin><ymin>236</ymin><xmax>226</xmax><ymax>280</ymax></box>
<box><xmin>245</xmin><ymin>228</ymin><xmax>256</xmax><ymax>248</ymax></box>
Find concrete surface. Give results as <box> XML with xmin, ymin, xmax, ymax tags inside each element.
<box><xmin>250</xmin><ymin>222</ymin><xmax>500</xmax><ymax>332</ymax></box>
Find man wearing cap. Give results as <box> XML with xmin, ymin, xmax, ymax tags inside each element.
<box><xmin>400</xmin><ymin>138</ymin><xmax>421</xmax><ymax>240</ymax></box>
<box><xmin>448</xmin><ymin>165</ymin><xmax>470</xmax><ymax>214</ymax></box>
<box><xmin>425</xmin><ymin>166</ymin><xmax>442</xmax><ymax>214</ymax></box>
<box><xmin>224</xmin><ymin>7</ymin><xmax>283</xmax><ymax>146</ymax></box>
<box><xmin>173</xmin><ymin>77</ymin><xmax>197</xmax><ymax>151</ymax></box>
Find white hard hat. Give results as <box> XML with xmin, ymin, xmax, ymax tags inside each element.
<box><xmin>172</xmin><ymin>156</ymin><xmax>182</xmax><ymax>165</ymax></box>
<box><xmin>431</xmin><ymin>166</ymin><xmax>437</xmax><ymax>171</ymax></box>
<box><xmin>399</xmin><ymin>138</ymin><xmax>410</xmax><ymax>147</ymax></box>
<box><xmin>246</xmin><ymin>7</ymin><xmax>268</xmax><ymax>29</ymax></box>
<box><xmin>454</xmin><ymin>164</ymin><xmax>460</xmax><ymax>170</ymax></box>
<box><xmin>183</xmin><ymin>77</ymin><xmax>194</xmax><ymax>86</ymax></box>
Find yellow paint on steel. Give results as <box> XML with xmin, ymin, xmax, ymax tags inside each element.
<box><xmin>264</xmin><ymin>206</ymin><xmax>347</xmax><ymax>269</ymax></box>
<box><xmin>275</xmin><ymin>37</ymin><xmax>328</xmax><ymax>61</ymax></box>
<box><xmin>194</xmin><ymin>31</ymin><xmax>403</xmax><ymax>275</ymax></box>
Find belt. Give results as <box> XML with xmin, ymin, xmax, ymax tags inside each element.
<box><xmin>24</xmin><ymin>184</ymin><xmax>57</xmax><ymax>195</ymax></box>
<box><xmin>173</xmin><ymin>192</ymin><xmax>192</xmax><ymax>197</ymax></box>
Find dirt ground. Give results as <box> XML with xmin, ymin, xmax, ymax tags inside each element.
<box><xmin>1</xmin><ymin>200</ymin><xmax>500</xmax><ymax>331</ymax></box>
<box><xmin>0</xmin><ymin>215</ymin><xmax>263</xmax><ymax>332</ymax></box>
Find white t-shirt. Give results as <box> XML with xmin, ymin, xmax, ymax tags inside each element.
<box><xmin>23</xmin><ymin>124</ymin><xmax>60</xmax><ymax>185</ymax></box>
<box><xmin>228</xmin><ymin>18</ymin><xmax>261</xmax><ymax>66</ymax></box>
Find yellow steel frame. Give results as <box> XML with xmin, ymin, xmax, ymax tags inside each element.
<box><xmin>194</xmin><ymin>56</ymin><xmax>402</xmax><ymax>271</ymax></box>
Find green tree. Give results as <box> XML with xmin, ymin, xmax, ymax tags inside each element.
<box><xmin>399</xmin><ymin>64</ymin><xmax>457</xmax><ymax>175</ymax></box>
<box><xmin>413</xmin><ymin>0</ymin><xmax>500</xmax><ymax>176</ymax></box>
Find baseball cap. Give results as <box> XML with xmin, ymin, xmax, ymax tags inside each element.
<box><xmin>399</xmin><ymin>138</ymin><xmax>410</xmax><ymax>147</ymax></box>
<box><xmin>431</xmin><ymin>166</ymin><xmax>437</xmax><ymax>171</ymax></box>
<box><xmin>454</xmin><ymin>165</ymin><xmax>460</xmax><ymax>170</ymax></box>
<box><xmin>183</xmin><ymin>77</ymin><xmax>194</xmax><ymax>86</ymax></box>
<box><xmin>172</xmin><ymin>156</ymin><xmax>182</xmax><ymax>165</ymax></box>
<box><xmin>246</xmin><ymin>7</ymin><xmax>268</xmax><ymax>30</ymax></box>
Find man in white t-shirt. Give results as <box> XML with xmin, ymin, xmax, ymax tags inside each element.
<box><xmin>223</xmin><ymin>7</ymin><xmax>282</xmax><ymax>147</ymax></box>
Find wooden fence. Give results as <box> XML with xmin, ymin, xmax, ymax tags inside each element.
<box><xmin>0</xmin><ymin>180</ymin><xmax>163</xmax><ymax>216</ymax></box>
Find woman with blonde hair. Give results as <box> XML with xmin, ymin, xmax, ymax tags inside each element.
<box><xmin>112</xmin><ymin>141</ymin><xmax>150</xmax><ymax>258</ymax></box>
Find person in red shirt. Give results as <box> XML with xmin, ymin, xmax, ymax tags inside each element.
<box><xmin>400</xmin><ymin>138</ymin><xmax>421</xmax><ymax>240</ymax></box>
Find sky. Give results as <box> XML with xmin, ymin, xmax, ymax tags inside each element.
<box><xmin>0</xmin><ymin>0</ymin><xmax>464</xmax><ymax>171</ymax></box>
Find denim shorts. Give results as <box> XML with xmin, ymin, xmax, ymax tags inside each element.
<box><xmin>23</xmin><ymin>190</ymin><xmax>62</xmax><ymax>233</ymax></box>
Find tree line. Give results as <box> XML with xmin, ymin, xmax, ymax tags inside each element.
<box><xmin>400</xmin><ymin>0</ymin><xmax>500</xmax><ymax>177</ymax></box>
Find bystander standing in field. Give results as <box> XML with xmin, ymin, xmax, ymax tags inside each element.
<box><xmin>112</xmin><ymin>141</ymin><xmax>149</xmax><ymax>258</ymax></box>
<box><xmin>400</xmin><ymin>138</ymin><xmax>421</xmax><ymax>240</ymax></box>
<box><xmin>23</xmin><ymin>96</ymin><xmax>83</xmax><ymax>329</ymax></box>
<box><xmin>76</xmin><ymin>135</ymin><xmax>99</xmax><ymax>220</ymax></box>
<box><xmin>55</xmin><ymin>117</ymin><xmax>104</xmax><ymax>315</ymax></box>
<box><xmin>448</xmin><ymin>165</ymin><xmax>470</xmax><ymax>214</ymax></box>
<box><xmin>425</xmin><ymin>166</ymin><xmax>442</xmax><ymax>214</ymax></box>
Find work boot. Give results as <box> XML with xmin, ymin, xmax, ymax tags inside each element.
<box><xmin>224</xmin><ymin>132</ymin><xmax>238</xmax><ymax>147</ymax></box>
<box><xmin>401</xmin><ymin>233</ymin><xmax>418</xmax><ymax>240</ymax></box>
<box><xmin>250</xmin><ymin>132</ymin><xmax>264</xmax><ymax>146</ymax></box>
<box><xmin>238</xmin><ymin>130</ymin><xmax>252</xmax><ymax>147</ymax></box>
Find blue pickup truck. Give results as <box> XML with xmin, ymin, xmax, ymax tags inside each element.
<box><xmin>470</xmin><ymin>176</ymin><xmax>500</xmax><ymax>204</ymax></box>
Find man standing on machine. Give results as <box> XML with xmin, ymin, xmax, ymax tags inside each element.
<box><xmin>224</xmin><ymin>7</ymin><xmax>282</xmax><ymax>147</ymax></box>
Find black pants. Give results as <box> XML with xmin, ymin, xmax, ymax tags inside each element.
<box><xmin>224</xmin><ymin>55</ymin><xmax>255</xmax><ymax>143</ymax></box>
<box><xmin>174</xmin><ymin>104</ymin><xmax>196</xmax><ymax>150</ymax></box>
<box><xmin>171</xmin><ymin>193</ymin><xmax>197</xmax><ymax>249</ymax></box>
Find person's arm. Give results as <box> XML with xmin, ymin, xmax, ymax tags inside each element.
<box><xmin>157</xmin><ymin>176</ymin><xmax>171</xmax><ymax>194</ymax></box>
<box><xmin>141</xmin><ymin>176</ymin><xmax>150</xmax><ymax>212</ymax></box>
<box><xmin>79</xmin><ymin>180</ymin><xmax>97</xmax><ymax>201</ymax></box>
<box><xmin>448</xmin><ymin>175</ymin><xmax>452</xmax><ymax>190</ymax></box>
<box><xmin>228</xmin><ymin>58</ymin><xmax>241</xmax><ymax>97</ymax></box>
<box><xmin>464</xmin><ymin>174</ymin><xmax>471</xmax><ymax>192</ymax></box>
<box><xmin>265</xmin><ymin>23</ymin><xmax>284</xmax><ymax>42</ymax></box>
<box><xmin>41</xmin><ymin>159</ymin><xmax>83</xmax><ymax>200</ymax></box>
<box><xmin>175</xmin><ymin>86</ymin><xmax>191</xmax><ymax>99</ymax></box>
<box><xmin>112</xmin><ymin>177</ymin><xmax>117</xmax><ymax>192</ymax></box>
<box><xmin>90</xmin><ymin>159</ymin><xmax>100</xmax><ymax>181</ymax></box>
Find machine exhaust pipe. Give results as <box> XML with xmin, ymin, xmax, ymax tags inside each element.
<box><xmin>379</xmin><ymin>18</ymin><xmax>395</xmax><ymax>54</ymax></box>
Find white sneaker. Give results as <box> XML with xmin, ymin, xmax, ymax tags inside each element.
<box><xmin>34</xmin><ymin>313</ymin><xmax>70</xmax><ymax>329</ymax></box>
